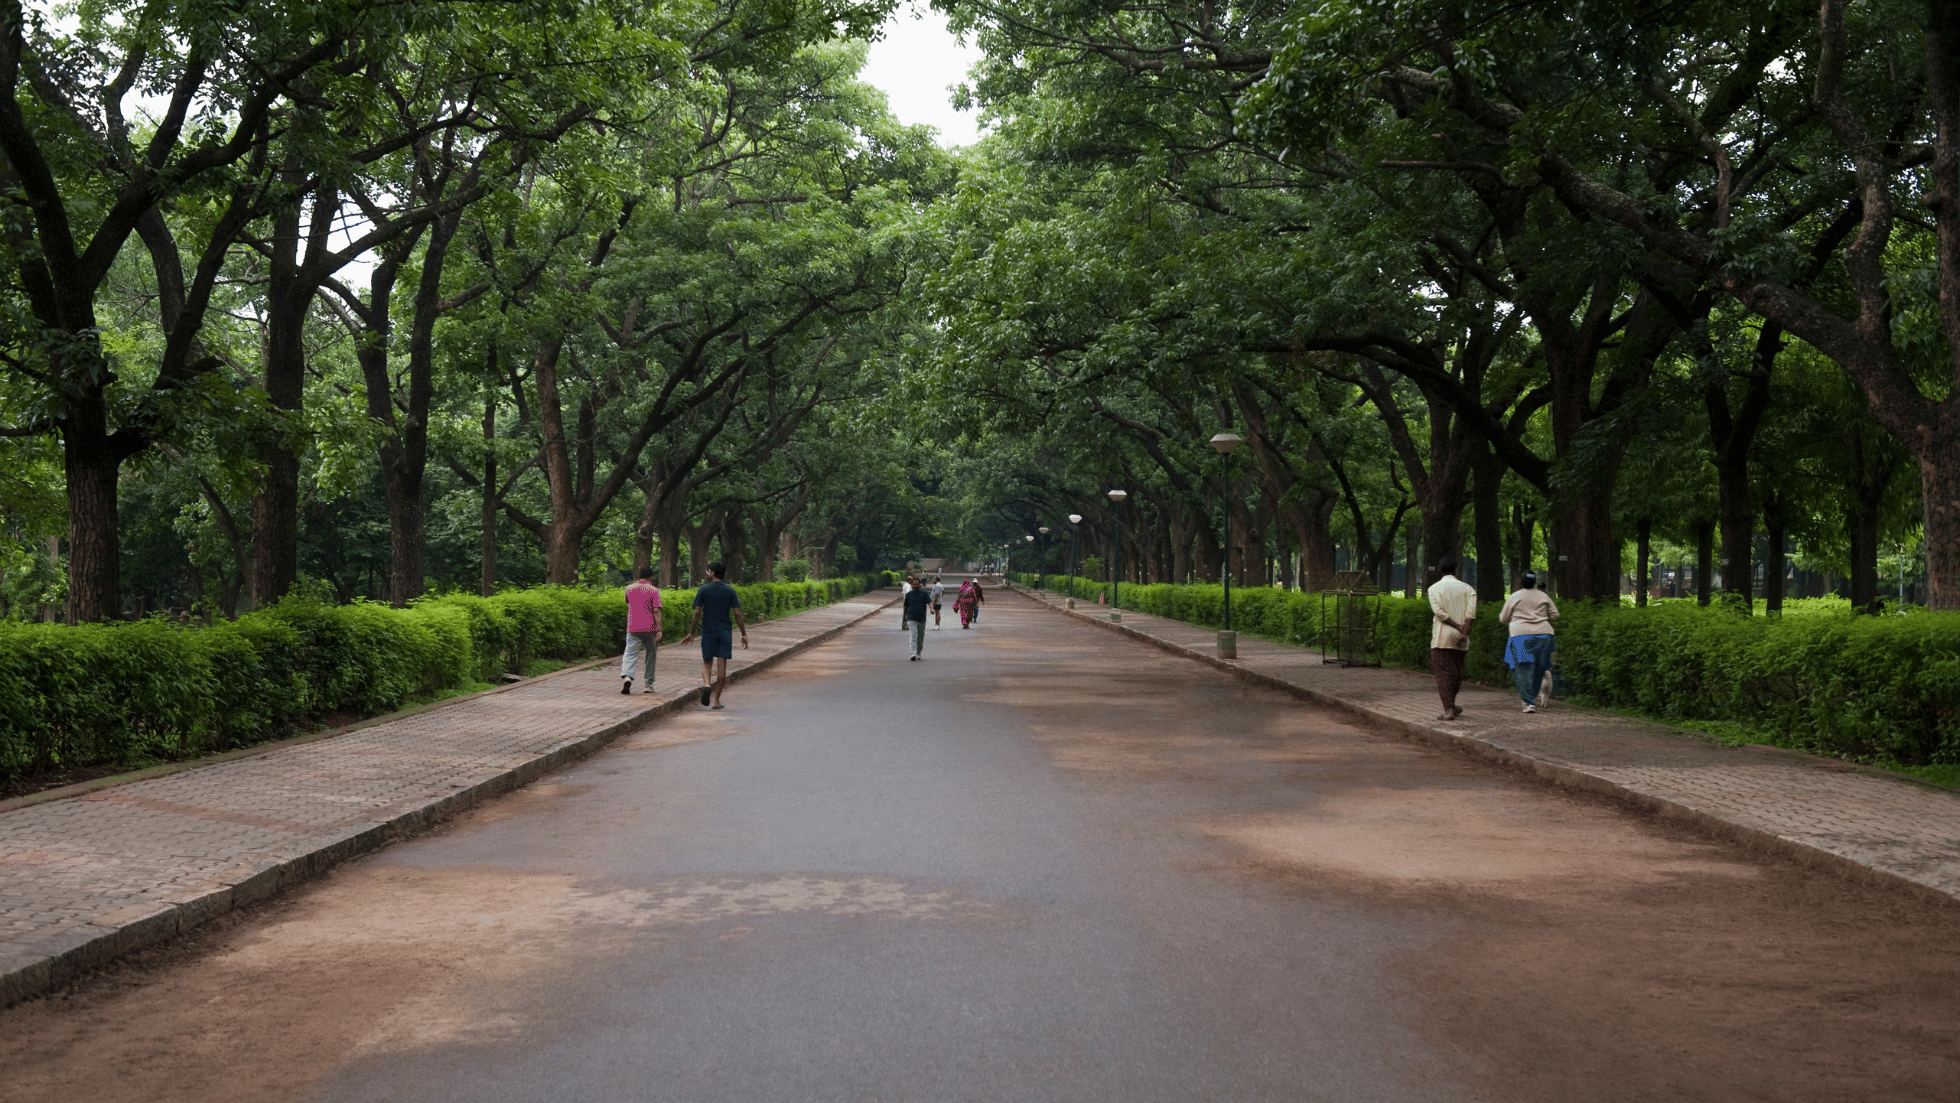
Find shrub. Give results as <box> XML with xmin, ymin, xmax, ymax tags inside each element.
<box><xmin>775</xmin><ymin>559</ymin><xmax>811</xmax><ymax>582</ymax></box>
<box><xmin>0</xmin><ymin>573</ymin><xmax>876</xmax><ymax>783</ymax></box>
<box><xmin>1055</xmin><ymin>577</ymin><xmax>1960</xmax><ymax>767</ymax></box>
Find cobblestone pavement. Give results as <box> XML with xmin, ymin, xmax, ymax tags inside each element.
<box><xmin>0</xmin><ymin>595</ymin><xmax>895</xmax><ymax>1005</ymax></box>
<box><xmin>1015</xmin><ymin>587</ymin><xmax>1960</xmax><ymax>903</ymax></box>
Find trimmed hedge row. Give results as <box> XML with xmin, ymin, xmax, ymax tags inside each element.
<box><xmin>0</xmin><ymin>574</ymin><xmax>884</xmax><ymax>782</ymax></box>
<box><xmin>1016</xmin><ymin>574</ymin><xmax>1960</xmax><ymax>766</ymax></box>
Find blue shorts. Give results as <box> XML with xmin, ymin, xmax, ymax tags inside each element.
<box><xmin>700</xmin><ymin>630</ymin><xmax>733</xmax><ymax>661</ymax></box>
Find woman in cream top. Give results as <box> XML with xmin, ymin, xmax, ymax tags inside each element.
<box><xmin>1498</xmin><ymin>573</ymin><xmax>1559</xmax><ymax>712</ymax></box>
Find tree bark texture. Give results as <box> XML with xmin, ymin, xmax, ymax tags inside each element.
<box><xmin>481</xmin><ymin>393</ymin><xmax>497</xmax><ymax>596</ymax></box>
<box><xmin>1635</xmin><ymin>519</ymin><xmax>1652</xmax><ymax>608</ymax></box>
<box><xmin>1763</xmin><ymin>498</ymin><xmax>1787</xmax><ymax>615</ymax></box>
<box><xmin>62</xmin><ymin>415</ymin><xmax>120</xmax><ymax>623</ymax></box>
<box><xmin>1471</xmin><ymin>444</ymin><xmax>1508</xmax><ymax>602</ymax></box>
<box><xmin>1695</xmin><ymin>519</ymin><xmax>1714</xmax><ymax>607</ymax></box>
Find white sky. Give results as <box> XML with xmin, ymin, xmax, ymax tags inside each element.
<box><xmin>860</xmin><ymin>3</ymin><xmax>985</xmax><ymax>147</ymax></box>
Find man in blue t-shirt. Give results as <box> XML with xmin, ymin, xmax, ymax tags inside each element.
<box><xmin>681</xmin><ymin>562</ymin><xmax>749</xmax><ymax>709</ymax></box>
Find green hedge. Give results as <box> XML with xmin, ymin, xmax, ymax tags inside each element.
<box><xmin>0</xmin><ymin>574</ymin><xmax>881</xmax><ymax>782</ymax></box>
<box><xmin>1016</xmin><ymin>574</ymin><xmax>1960</xmax><ymax>767</ymax></box>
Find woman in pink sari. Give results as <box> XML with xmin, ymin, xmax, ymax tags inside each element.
<box><xmin>955</xmin><ymin>579</ymin><xmax>980</xmax><ymax>628</ymax></box>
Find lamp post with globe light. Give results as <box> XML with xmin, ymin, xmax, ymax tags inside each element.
<box><xmin>1107</xmin><ymin>489</ymin><xmax>1128</xmax><ymax>617</ymax></box>
<box><xmin>1036</xmin><ymin>528</ymin><xmax>1049</xmax><ymax>590</ymax></box>
<box><xmin>1210</xmin><ymin>432</ymin><xmax>1244</xmax><ymax>658</ymax></box>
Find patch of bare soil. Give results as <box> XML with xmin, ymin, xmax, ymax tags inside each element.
<box><xmin>1205</xmin><ymin>789</ymin><xmax>1960</xmax><ymax>1101</ymax></box>
<box><xmin>0</xmin><ymin>843</ymin><xmax>986</xmax><ymax>1103</ymax></box>
<box><xmin>1416</xmin><ymin>852</ymin><xmax>1958</xmax><ymax>1101</ymax></box>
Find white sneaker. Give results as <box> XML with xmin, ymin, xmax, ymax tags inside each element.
<box><xmin>1522</xmin><ymin>704</ymin><xmax>1536</xmax><ymax>714</ymax></box>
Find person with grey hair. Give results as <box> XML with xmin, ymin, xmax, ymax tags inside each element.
<box><xmin>902</xmin><ymin>576</ymin><xmax>932</xmax><ymax>660</ymax></box>
<box><xmin>1427</xmin><ymin>556</ymin><xmax>1477</xmax><ymax>721</ymax></box>
<box><xmin>1499</xmin><ymin>570</ymin><xmax>1560</xmax><ymax>713</ymax></box>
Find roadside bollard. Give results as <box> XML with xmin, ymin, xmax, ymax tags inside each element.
<box><xmin>1066</xmin><ymin>598</ymin><xmax>1075</xmax><ymax>609</ymax></box>
<box><xmin>1217</xmin><ymin>630</ymin><xmax>1237</xmax><ymax>660</ymax></box>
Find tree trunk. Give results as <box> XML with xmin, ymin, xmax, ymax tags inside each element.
<box><xmin>252</xmin><ymin>176</ymin><xmax>338</xmax><ymax>608</ymax></box>
<box><xmin>1192</xmin><ymin>518</ymin><xmax>1222</xmax><ymax>583</ymax></box>
<box><xmin>251</xmin><ymin>441</ymin><xmax>301</xmax><ymax>606</ymax></box>
<box><xmin>1763</xmin><ymin>498</ymin><xmax>1787</xmax><ymax>616</ymax></box>
<box><xmin>656</xmin><ymin>519</ymin><xmax>683</xmax><ymax>588</ymax></box>
<box><xmin>1404</xmin><ymin>526</ymin><xmax>1421</xmax><ymax>598</ymax></box>
<box><xmin>385</xmin><ymin>465</ymin><xmax>425</xmax><ymax>606</ymax></box>
<box><xmin>1168</xmin><ymin>504</ymin><xmax>1193</xmax><ymax>586</ymax></box>
<box><xmin>1293</xmin><ymin>492</ymin><xmax>1339</xmax><ymax>593</ymax></box>
<box><xmin>720</xmin><ymin>512</ymin><xmax>748</xmax><ymax>583</ymax></box>
<box><xmin>544</xmin><ymin>525</ymin><xmax>582</xmax><ymax>586</ymax></box>
<box><xmin>62</xmin><ymin>416</ymin><xmax>121</xmax><ymax>624</ymax></box>
<box><xmin>1848</xmin><ymin>492</ymin><xmax>1881</xmax><ymax>610</ymax></box>
<box><xmin>530</xmin><ymin>340</ymin><xmax>583</xmax><ymax>585</ymax></box>
<box><xmin>1920</xmin><ymin>439</ymin><xmax>1960</xmax><ymax>610</ymax></box>
<box><xmin>1635</xmin><ymin>519</ymin><xmax>1652</xmax><ymax>608</ymax></box>
<box><xmin>1706</xmin><ymin>326</ymin><xmax>1777</xmax><ymax>611</ymax></box>
<box><xmin>1695</xmin><ymin>519</ymin><xmax>1714</xmax><ymax>607</ymax></box>
<box><xmin>481</xmin><ymin>393</ymin><xmax>497</xmax><ymax>596</ymax></box>
<box><xmin>1471</xmin><ymin>444</ymin><xmax>1507</xmax><ymax>602</ymax></box>
<box><xmin>381</xmin><ymin>213</ymin><xmax>459</xmax><ymax>606</ymax></box>
<box><xmin>1511</xmin><ymin>504</ymin><xmax>1534</xmax><ymax>585</ymax></box>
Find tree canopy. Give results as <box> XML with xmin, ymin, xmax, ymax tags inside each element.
<box><xmin>0</xmin><ymin>0</ymin><xmax>1950</xmax><ymax>620</ymax></box>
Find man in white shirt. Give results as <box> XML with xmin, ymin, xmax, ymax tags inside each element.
<box><xmin>1427</xmin><ymin>555</ymin><xmax>1478</xmax><ymax>721</ymax></box>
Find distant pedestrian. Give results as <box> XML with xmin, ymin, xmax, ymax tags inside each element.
<box><xmin>680</xmin><ymin>562</ymin><xmax>748</xmax><ymax>709</ymax></box>
<box><xmin>969</xmin><ymin>578</ymin><xmax>985</xmax><ymax>623</ymax></box>
<box><xmin>1427</xmin><ymin>556</ymin><xmax>1477</xmax><ymax>721</ymax></box>
<box><xmin>929</xmin><ymin>577</ymin><xmax>946</xmax><ymax>628</ymax></box>
<box><xmin>620</xmin><ymin>567</ymin><xmax>662</xmax><ymax>695</ymax></box>
<box><xmin>899</xmin><ymin>574</ymin><xmax>913</xmax><ymax>630</ymax></box>
<box><xmin>903</xmin><ymin>579</ymin><xmax>932</xmax><ymax>659</ymax></box>
<box><xmin>1498</xmin><ymin>570</ymin><xmax>1559</xmax><ymax>713</ymax></box>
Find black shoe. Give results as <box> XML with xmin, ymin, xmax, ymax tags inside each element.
<box><xmin>621</xmin><ymin>679</ymin><xmax>632</xmax><ymax>695</ymax></box>
<box><xmin>699</xmin><ymin>685</ymin><xmax>711</xmax><ymax>706</ymax></box>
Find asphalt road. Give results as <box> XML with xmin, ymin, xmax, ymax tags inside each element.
<box><xmin>5</xmin><ymin>592</ymin><xmax>1957</xmax><ymax>1102</ymax></box>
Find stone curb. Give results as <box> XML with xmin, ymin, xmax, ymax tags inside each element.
<box><xmin>1008</xmin><ymin>586</ymin><xmax>1958</xmax><ymax>909</ymax></box>
<box><xmin>0</xmin><ymin>591</ymin><xmax>899</xmax><ymax>1008</ymax></box>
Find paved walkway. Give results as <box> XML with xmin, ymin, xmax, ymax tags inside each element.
<box><xmin>0</xmin><ymin>594</ymin><xmax>896</xmax><ymax>1006</ymax></box>
<box><xmin>1012</xmin><ymin>585</ymin><xmax>1960</xmax><ymax>905</ymax></box>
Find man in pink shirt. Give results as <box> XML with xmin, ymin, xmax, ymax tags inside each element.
<box><xmin>622</xmin><ymin>567</ymin><xmax>662</xmax><ymax>694</ymax></box>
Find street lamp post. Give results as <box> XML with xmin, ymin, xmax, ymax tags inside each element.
<box><xmin>1067</xmin><ymin>513</ymin><xmax>1082</xmax><ymax>608</ymax></box>
<box><xmin>1107</xmin><ymin>489</ymin><xmax>1128</xmax><ymax>619</ymax></box>
<box><xmin>1210</xmin><ymin>432</ymin><xmax>1245</xmax><ymax>659</ymax></box>
<box><xmin>1036</xmin><ymin>528</ymin><xmax>1048</xmax><ymax>590</ymax></box>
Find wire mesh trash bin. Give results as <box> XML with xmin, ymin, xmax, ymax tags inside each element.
<box><xmin>1320</xmin><ymin>570</ymin><xmax>1383</xmax><ymax>668</ymax></box>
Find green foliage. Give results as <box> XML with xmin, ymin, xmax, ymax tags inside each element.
<box><xmin>774</xmin><ymin>559</ymin><xmax>811</xmax><ymax>582</ymax></box>
<box><xmin>0</xmin><ymin>576</ymin><xmax>877</xmax><ymax>783</ymax></box>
